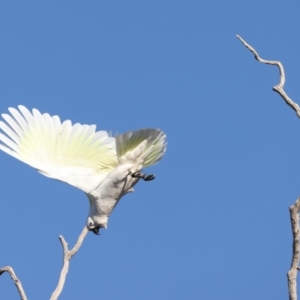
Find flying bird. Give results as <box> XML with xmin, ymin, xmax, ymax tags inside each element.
<box><xmin>0</xmin><ymin>105</ymin><xmax>166</xmax><ymax>234</ymax></box>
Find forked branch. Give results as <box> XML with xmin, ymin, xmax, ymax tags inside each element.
<box><xmin>237</xmin><ymin>35</ymin><xmax>300</xmax><ymax>300</ymax></box>
<box><xmin>0</xmin><ymin>266</ymin><xmax>27</xmax><ymax>300</ymax></box>
<box><xmin>50</xmin><ymin>226</ymin><xmax>89</xmax><ymax>300</ymax></box>
<box><xmin>0</xmin><ymin>226</ymin><xmax>89</xmax><ymax>300</ymax></box>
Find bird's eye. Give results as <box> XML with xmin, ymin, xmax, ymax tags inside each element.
<box><xmin>89</xmin><ymin>222</ymin><xmax>93</xmax><ymax>227</ymax></box>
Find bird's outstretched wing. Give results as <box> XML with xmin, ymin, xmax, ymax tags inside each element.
<box><xmin>116</xmin><ymin>128</ymin><xmax>167</xmax><ymax>168</ymax></box>
<box><xmin>0</xmin><ymin>105</ymin><xmax>118</xmax><ymax>193</ymax></box>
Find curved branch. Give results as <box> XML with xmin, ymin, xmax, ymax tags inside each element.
<box><xmin>50</xmin><ymin>226</ymin><xmax>89</xmax><ymax>300</ymax></box>
<box><xmin>0</xmin><ymin>266</ymin><xmax>27</xmax><ymax>300</ymax></box>
<box><xmin>288</xmin><ymin>199</ymin><xmax>300</xmax><ymax>300</ymax></box>
<box><xmin>236</xmin><ymin>35</ymin><xmax>300</xmax><ymax>117</ymax></box>
<box><xmin>237</xmin><ymin>35</ymin><xmax>300</xmax><ymax>300</ymax></box>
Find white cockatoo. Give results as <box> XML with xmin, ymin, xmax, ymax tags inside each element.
<box><xmin>0</xmin><ymin>105</ymin><xmax>166</xmax><ymax>234</ymax></box>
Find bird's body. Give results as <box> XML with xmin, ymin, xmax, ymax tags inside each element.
<box><xmin>0</xmin><ymin>106</ymin><xmax>166</xmax><ymax>234</ymax></box>
<box><xmin>87</xmin><ymin>163</ymin><xmax>140</xmax><ymax>231</ymax></box>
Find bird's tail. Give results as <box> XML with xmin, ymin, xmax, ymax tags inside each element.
<box><xmin>115</xmin><ymin>129</ymin><xmax>166</xmax><ymax>168</ymax></box>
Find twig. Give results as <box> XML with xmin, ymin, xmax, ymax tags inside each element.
<box><xmin>236</xmin><ymin>35</ymin><xmax>300</xmax><ymax>117</ymax></box>
<box><xmin>288</xmin><ymin>199</ymin><xmax>300</xmax><ymax>300</ymax></box>
<box><xmin>237</xmin><ymin>35</ymin><xmax>300</xmax><ymax>300</ymax></box>
<box><xmin>50</xmin><ymin>226</ymin><xmax>89</xmax><ymax>300</ymax></box>
<box><xmin>0</xmin><ymin>266</ymin><xmax>27</xmax><ymax>300</ymax></box>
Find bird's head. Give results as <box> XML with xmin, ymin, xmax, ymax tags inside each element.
<box><xmin>87</xmin><ymin>217</ymin><xmax>107</xmax><ymax>235</ymax></box>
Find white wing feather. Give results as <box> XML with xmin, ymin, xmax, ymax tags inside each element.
<box><xmin>0</xmin><ymin>105</ymin><xmax>118</xmax><ymax>193</ymax></box>
<box><xmin>116</xmin><ymin>128</ymin><xmax>167</xmax><ymax>168</ymax></box>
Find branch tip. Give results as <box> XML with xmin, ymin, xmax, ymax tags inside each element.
<box><xmin>50</xmin><ymin>226</ymin><xmax>89</xmax><ymax>300</ymax></box>
<box><xmin>237</xmin><ymin>35</ymin><xmax>300</xmax><ymax>118</ymax></box>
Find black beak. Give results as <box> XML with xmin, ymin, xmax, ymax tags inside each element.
<box><xmin>92</xmin><ymin>227</ymin><xmax>100</xmax><ymax>235</ymax></box>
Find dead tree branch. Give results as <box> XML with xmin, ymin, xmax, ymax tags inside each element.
<box><xmin>236</xmin><ymin>35</ymin><xmax>300</xmax><ymax>118</ymax></box>
<box><xmin>237</xmin><ymin>35</ymin><xmax>300</xmax><ymax>300</ymax></box>
<box><xmin>0</xmin><ymin>266</ymin><xmax>27</xmax><ymax>300</ymax></box>
<box><xmin>0</xmin><ymin>226</ymin><xmax>89</xmax><ymax>300</ymax></box>
<box><xmin>50</xmin><ymin>226</ymin><xmax>89</xmax><ymax>300</ymax></box>
<box><xmin>288</xmin><ymin>199</ymin><xmax>300</xmax><ymax>300</ymax></box>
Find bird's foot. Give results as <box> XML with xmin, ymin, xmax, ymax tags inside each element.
<box><xmin>131</xmin><ymin>171</ymin><xmax>155</xmax><ymax>181</ymax></box>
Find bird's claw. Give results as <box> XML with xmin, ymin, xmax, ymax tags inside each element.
<box><xmin>144</xmin><ymin>174</ymin><xmax>155</xmax><ymax>181</ymax></box>
<box><xmin>131</xmin><ymin>171</ymin><xmax>155</xmax><ymax>181</ymax></box>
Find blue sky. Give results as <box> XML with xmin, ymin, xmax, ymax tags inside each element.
<box><xmin>0</xmin><ymin>1</ymin><xmax>300</xmax><ymax>299</ymax></box>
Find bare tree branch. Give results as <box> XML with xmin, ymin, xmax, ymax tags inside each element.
<box><xmin>237</xmin><ymin>35</ymin><xmax>300</xmax><ymax>300</ymax></box>
<box><xmin>288</xmin><ymin>199</ymin><xmax>300</xmax><ymax>300</ymax></box>
<box><xmin>50</xmin><ymin>226</ymin><xmax>89</xmax><ymax>300</ymax></box>
<box><xmin>0</xmin><ymin>266</ymin><xmax>27</xmax><ymax>300</ymax></box>
<box><xmin>236</xmin><ymin>35</ymin><xmax>300</xmax><ymax>118</ymax></box>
